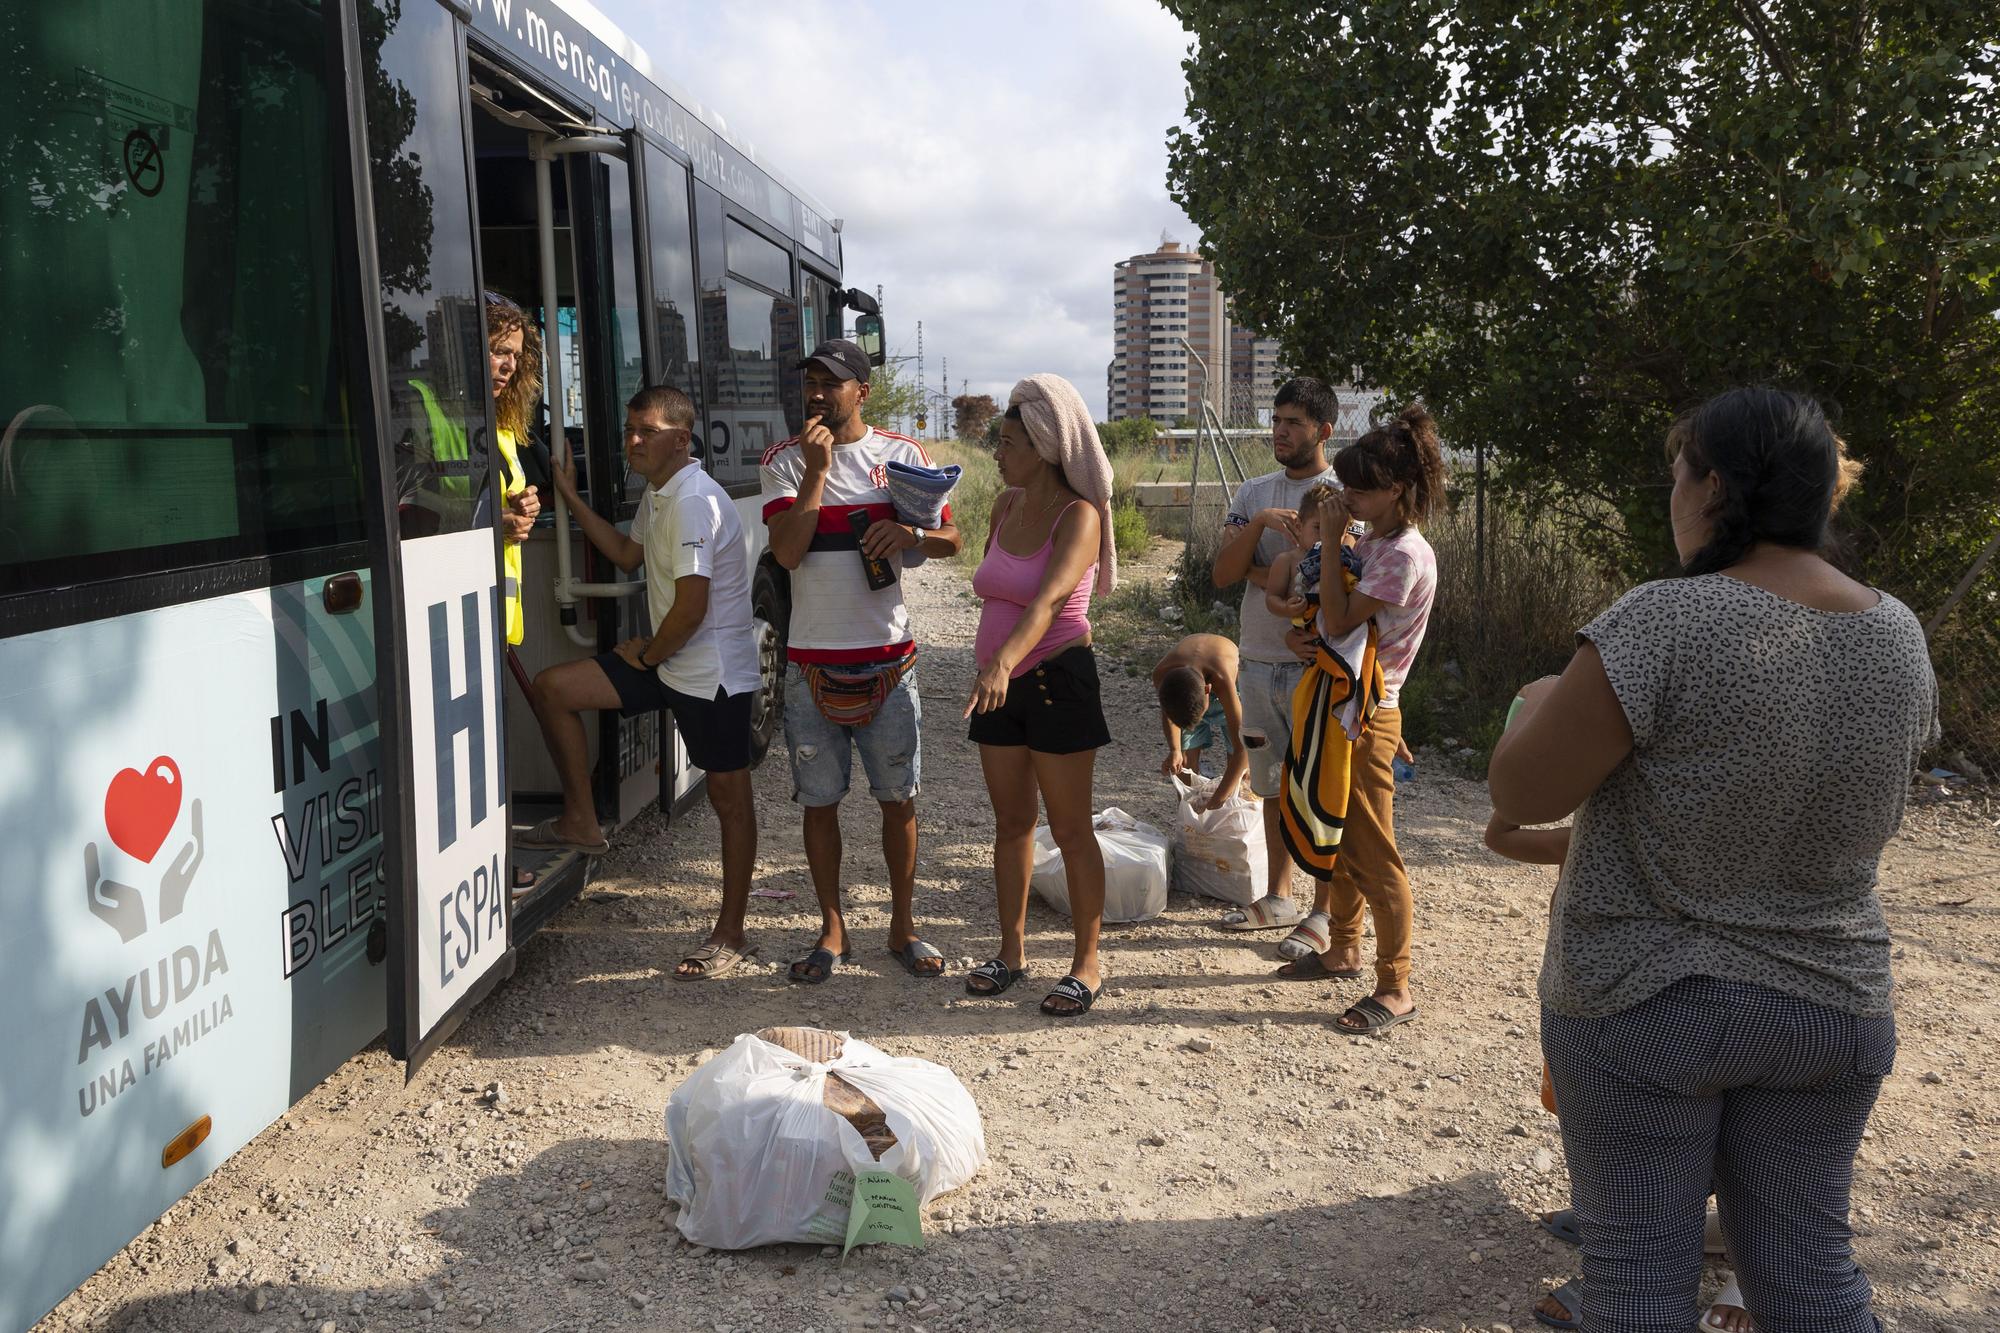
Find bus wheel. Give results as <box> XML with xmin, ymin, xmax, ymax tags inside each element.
<box><xmin>749</xmin><ymin>562</ymin><xmax>789</xmax><ymax>767</ymax></box>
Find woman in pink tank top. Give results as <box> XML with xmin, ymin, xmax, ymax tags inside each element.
<box><xmin>964</xmin><ymin>376</ymin><xmax>1117</xmax><ymax>1018</ymax></box>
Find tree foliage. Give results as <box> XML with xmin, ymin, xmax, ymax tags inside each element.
<box><xmin>1097</xmin><ymin>416</ymin><xmax>1163</xmax><ymax>455</ymax></box>
<box><xmin>1165</xmin><ymin>1</ymin><xmax>2000</xmax><ymax>591</ymax></box>
<box><xmin>953</xmin><ymin>393</ymin><xmax>999</xmax><ymax>440</ymax></box>
<box><xmin>860</xmin><ymin>361</ymin><xmax>925</xmax><ymax>432</ymax></box>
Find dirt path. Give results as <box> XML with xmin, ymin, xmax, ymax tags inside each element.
<box><xmin>43</xmin><ymin>553</ymin><xmax>2000</xmax><ymax>1333</ymax></box>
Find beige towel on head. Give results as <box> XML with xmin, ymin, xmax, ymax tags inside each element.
<box><xmin>1007</xmin><ymin>373</ymin><xmax>1118</xmax><ymax>595</ymax></box>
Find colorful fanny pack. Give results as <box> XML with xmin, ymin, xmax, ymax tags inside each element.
<box><xmin>799</xmin><ymin>647</ymin><xmax>917</xmax><ymax>729</ymax></box>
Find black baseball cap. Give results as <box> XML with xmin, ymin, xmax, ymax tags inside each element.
<box><xmin>796</xmin><ymin>338</ymin><xmax>871</xmax><ymax>383</ymax></box>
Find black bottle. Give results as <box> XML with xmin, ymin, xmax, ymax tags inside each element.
<box><xmin>848</xmin><ymin>508</ymin><xmax>896</xmax><ymax>590</ymax></box>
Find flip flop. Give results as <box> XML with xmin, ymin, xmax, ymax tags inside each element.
<box><xmin>965</xmin><ymin>959</ymin><xmax>1028</xmax><ymax>997</ymax></box>
<box><xmin>887</xmin><ymin>939</ymin><xmax>945</xmax><ymax>977</ymax></box>
<box><xmin>1532</xmin><ymin>1278</ymin><xmax>1583</xmax><ymax>1330</ymax></box>
<box><xmin>1540</xmin><ymin>1208</ymin><xmax>1583</xmax><ymax>1247</ymax></box>
<box><xmin>1334</xmin><ymin>995</ymin><xmax>1419</xmax><ymax>1035</ymax></box>
<box><xmin>1274</xmin><ymin>951</ymin><xmax>1365</xmax><ymax>982</ymax></box>
<box><xmin>1219</xmin><ymin>896</ymin><xmax>1305</xmax><ymax>931</ymax></box>
<box><xmin>1276</xmin><ymin>909</ymin><xmax>1333</xmax><ymax>961</ymax></box>
<box><xmin>512</xmin><ymin>816</ymin><xmax>610</xmax><ymax>855</ymax></box>
<box><xmin>786</xmin><ymin>946</ymin><xmax>852</xmax><ymax>985</ymax></box>
<box><xmin>674</xmin><ymin>940</ymin><xmax>758</xmax><ymax>981</ymax></box>
<box><xmin>1701</xmin><ymin>1275</ymin><xmax>1755</xmax><ymax>1331</ymax></box>
<box><xmin>1039</xmin><ymin>975</ymin><xmax>1099</xmax><ymax>1018</ymax></box>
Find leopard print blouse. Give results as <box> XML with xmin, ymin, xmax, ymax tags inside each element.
<box><xmin>1540</xmin><ymin>575</ymin><xmax>1939</xmax><ymax>1019</ymax></box>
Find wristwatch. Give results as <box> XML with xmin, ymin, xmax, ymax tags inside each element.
<box><xmin>910</xmin><ymin>525</ymin><xmax>926</xmax><ymax>545</ymax></box>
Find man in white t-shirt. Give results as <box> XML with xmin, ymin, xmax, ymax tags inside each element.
<box><xmin>761</xmin><ymin>339</ymin><xmax>962</xmax><ymax>984</ymax></box>
<box><xmin>1211</xmin><ymin>376</ymin><xmax>1343</xmax><ymax>960</ymax></box>
<box><xmin>523</xmin><ymin>385</ymin><xmax>762</xmax><ymax>980</ymax></box>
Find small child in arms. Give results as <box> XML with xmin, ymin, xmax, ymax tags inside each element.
<box><xmin>1152</xmin><ymin>633</ymin><xmax>1250</xmax><ymax>809</ymax></box>
<box><xmin>1263</xmin><ymin>482</ymin><xmax>1345</xmax><ymax>636</ymax></box>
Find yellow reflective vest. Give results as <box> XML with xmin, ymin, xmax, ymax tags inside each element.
<box><xmin>410</xmin><ymin>382</ymin><xmax>525</xmax><ymax>646</ymax></box>
<box><xmin>497</xmin><ymin>427</ymin><xmax>525</xmax><ymax>646</ymax></box>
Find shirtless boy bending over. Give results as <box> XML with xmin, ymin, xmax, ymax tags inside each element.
<box><xmin>1152</xmin><ymin>633</ymin><xmax>1250</xmax><ymax>811</ymax></box>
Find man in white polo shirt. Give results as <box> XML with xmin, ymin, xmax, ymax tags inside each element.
<box><xmin>762</xmin><ymin>339</ymin><xmax>962</xmax><ymax>984</ymax></box>
<box><xmin>526</xmin><ymin>384</ymin><xmax>761</xmax><ymax>980</ymax></box>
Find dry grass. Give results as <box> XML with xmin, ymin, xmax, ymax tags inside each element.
<box><xmin>1399</xmin><ymin>495</ymin><xmax>1624</xmax><ymax>754</ymax></box>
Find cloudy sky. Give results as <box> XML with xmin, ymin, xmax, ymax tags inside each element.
<box><xmin>613</xmin><ymin>0</ymin><xmax>1200</xmax><ymax>420</ymax></box>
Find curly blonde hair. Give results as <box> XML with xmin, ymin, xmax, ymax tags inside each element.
<box><xmin>484</xmin><ymin>294</ymin><xmax>543</xmax><ymax>441</ymax></box>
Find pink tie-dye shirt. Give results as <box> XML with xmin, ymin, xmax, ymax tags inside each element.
<box><xmin>1352</xmin><ymin>526</ymin><xmax>1437</xmax><ymax>708</ymax></box>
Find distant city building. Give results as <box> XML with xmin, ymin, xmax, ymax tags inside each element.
<box><xmin>1106</xmin><ymin>240</ymin><xmax>1283</xmax><ymax>425</ymax></box>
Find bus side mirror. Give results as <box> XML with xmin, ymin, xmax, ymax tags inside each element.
<box><xmin>853</xmin><ymin>313</ymin><xmax>885</xmax><ymax>366</ymax></box>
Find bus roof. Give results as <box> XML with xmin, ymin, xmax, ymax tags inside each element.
<box><xmin>469</xmin><ymin>0</ymin><xmax>842</xmax><ymax>267</ymax></box>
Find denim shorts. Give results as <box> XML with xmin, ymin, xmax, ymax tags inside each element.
<box><xmin>783</xmin><ymin>660</ymin><xmax>921</xmax><ymax>806</ymax></box>
<box><xmin>1237</xmin><ymin>658</ymin><xmax>1304</xmax><ymax>797</ymax></box>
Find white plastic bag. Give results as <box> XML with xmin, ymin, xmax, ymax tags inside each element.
<box><xmin>1030</xmin><ymin>807</ymin><xmax>1169</xmax><ymax>923</ymax></box>
<box><xmin>664</xmin><ymin>1032</ymin><xmax>986</xmax><ymax>1250</ymax></box>
<box><xmin>1169</xmin><ymin>772</ymin><xmax>1267</xmax><ymax>906</ymax></box>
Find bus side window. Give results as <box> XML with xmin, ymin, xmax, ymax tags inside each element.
<box><xmin>363</xmin><ymin>0</ymin><xmax>486</xmax><ymax>542</ymax></box>
<box><xmin>0</xmin><ymin>0</ymin><xmax>368</xmax><ymax>597</ymax></box>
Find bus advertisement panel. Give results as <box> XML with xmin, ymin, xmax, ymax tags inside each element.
<box><xmin>399</xmin><ymin>529</ymin><xmax>511</xmax><ymax>1040</ymax></box>
<box><xmin>0</xmin><ymin>575</ymin><xmax>387</xmax><ymax>1332</ymax></box>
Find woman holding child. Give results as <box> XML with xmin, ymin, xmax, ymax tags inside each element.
<box><xmin>1273</xmin><ymin>406</ymin><xmax>1444</xmax><ymax>1038</ymax></box>
<box><xmin>963</xmin><ymin>374</ymin><xmax>1117</xmax><ymax>1018</ymax></box>
<box><xmin>1490</xmin><ymin>388</ymin><xmax>1936</xmax><ymax>1332</ymax></box>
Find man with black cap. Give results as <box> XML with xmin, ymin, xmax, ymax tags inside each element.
<box><xmin>760</xmin><ymin>339</ymin><xmax>962</xmax><ymax>984</ymax></box>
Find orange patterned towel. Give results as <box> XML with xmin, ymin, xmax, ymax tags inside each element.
<box><xmin>1277</xmin><ymin>566</ymin><xmax>1384</xmax><ymax>880</ymax></box>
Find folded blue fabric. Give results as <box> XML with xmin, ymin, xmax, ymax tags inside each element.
<box><xmin>883</xmin><ymin>459</ymin><xmax>961</xmax><ymax>528</ymax></box>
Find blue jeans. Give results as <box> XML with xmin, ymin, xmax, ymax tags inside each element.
<box><xmin>1543</xmin><ymin>975</ymin><xmax>1895</xmax><ymax>1333</ymax></box>
<box><xmin>782</xmin><ymin>661</ymin><xmax>921</xmax><ymax>806</ymax></box>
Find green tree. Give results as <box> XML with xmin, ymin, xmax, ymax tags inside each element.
<box><xmin>1165</xmin><ymin>2</ymin><xmax>2000</xmax><ymax>589</ymax></box>
<box><xmin>1096</xmin><ymin>416</ymin><xmax>1161</xmax><ymax>455</ymax></box>
<box><xmin>860</xmin><ymin>361</ymin><xmax>925</xmax><ymax>432</ymax></box>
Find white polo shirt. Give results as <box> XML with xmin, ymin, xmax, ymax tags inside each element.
<box><xmin>759</xmin><ymin>426</ymin><xmax>950</xmax><ymax>664</ymax></box>
<box><xmin>632</xmin><ymin>462</ymin><xmax>758</xmax><ymax>699</ymax></box>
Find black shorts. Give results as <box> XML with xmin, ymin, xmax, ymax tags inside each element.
<box><xmin>594</xmin><ymin>651</ymin><xmax>754</xmax><ymax>773</ymax></box>
<box><xmin>966</xmin><ymin>644</ymin><xmax>1112</xmax><ymax>754</ymax></box>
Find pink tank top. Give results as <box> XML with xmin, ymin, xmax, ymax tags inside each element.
<box><xmin>973</xmin><ymin>499</ymin><xmax>1096</xmax><ymax>678</ymax></box>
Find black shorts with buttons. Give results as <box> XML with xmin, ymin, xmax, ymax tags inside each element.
<box><xmin>966</xmin><ymin>644</ymin><xmax>1112</xmax><ymax>754</ymax></box>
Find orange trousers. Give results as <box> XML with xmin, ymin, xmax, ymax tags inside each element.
<box><xmin>1322</xmin><ymin>707</ymin><xmax>1413</xmax><ymax>991</ymax></box>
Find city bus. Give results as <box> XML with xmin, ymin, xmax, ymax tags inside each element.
<box><xmin>0</xmin><ymin>1</ymin><xmax>881</xmax><ymax>1326</ymax></box>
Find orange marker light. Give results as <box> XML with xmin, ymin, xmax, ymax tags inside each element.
<box><xmin>161</xmin><ymin>1115</ymin><xmax>212</xmax><ymax>1168</ymax></box>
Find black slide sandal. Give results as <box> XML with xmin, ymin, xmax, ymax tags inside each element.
<box><xmin>1039</xmin><ymin>975</ymin><xmax>1099</xmax><ymax>1018</ymax></box>
<box><xmin>965</xmin><ymin>959</ymin><xmax>1027</xmax><ymax>997</ymax></box>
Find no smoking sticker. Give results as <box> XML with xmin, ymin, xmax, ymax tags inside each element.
<box><xmin>123</xmin><ymin>128</ymin><xmax>164</xmax><ymax>197</ymax></box>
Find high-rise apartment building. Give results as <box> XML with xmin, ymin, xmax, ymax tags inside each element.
<box><xmin>1106</xmin><ymin>240</ymin><xmax>1284</xmax><ymax>424</ymax></box>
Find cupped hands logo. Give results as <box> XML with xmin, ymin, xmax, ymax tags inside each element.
<box><xmin>84</xmin><ymin>756</ymin><xmax>204</xmax><ymax>943</ymax></box>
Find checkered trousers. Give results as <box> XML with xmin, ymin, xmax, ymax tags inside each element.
<box><xmin>1543</xmin><ymin>974</ymin><xmax>1896</xmax><ymax>1333</ymax></box>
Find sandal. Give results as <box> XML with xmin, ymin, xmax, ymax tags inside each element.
<box><xmin>1276</xmin><ymin>909</ymin><xmax>1332</xmax><ymax>961</ymax></box>
<box><xmin>1219</xmin><ymin>896</ymin><xmax>1304</xmax><ymax>931</ymax></box>
<box><xmin>1540</xmin><ymin>1208</ymin><xmax>1583</xmax><ymax>1247</ymax></box>
<box><xmin>1039</xmin><ymin>975</ymin><xmax>1099</xmax><ymax>1018</ymax></box>
<box><xmin>512</xmin><ymin>816</ymin><xmax>610</xmax><ymax>855</ymax></box>
<box><xmin>887</xmin><ymin>939</ymin><xmax>945</xmax><ymax>977</ymax></box>
<box><xmin>965</xmin><ymin>959</ymin><xmax>1028</xmax><ymax>997</ymax></box>
<box><xmin>786</xmin><ymin>946</ymin><xmax>852</xmax><ymax>985</ymax></box>
<box><xmin>675</xmin><ymin>940</ymin><xmax>758</xmax><ymax>981</ymax></box>
<box><xmin>1334</xmin><ymin>995</ymin><xmax>1419</xmax><ymax>1035</ymax></box>
<box><xmin>1701</xmin><ymin>1275</ymin><xmax>1756</xmax><ymax>1332</ymax></box>
<box><xmin>1273</xmin><ymin>951</ymin><xmax>1365</xmax><ymax>982</ymax></box>
<box><xmin>1533</xmin><ymin>1278</ymin><xmax>1583</xmax><ymax>1330</ymax></box>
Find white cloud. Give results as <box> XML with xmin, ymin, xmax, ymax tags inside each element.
<box><xmin>616</xmin><ymin>0</ymin><xmax>1198</xmax><ymax>420</ymax></box>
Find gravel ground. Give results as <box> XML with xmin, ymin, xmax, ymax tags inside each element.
<box><xmin>40</xmin><ymin>546</ymin><xmax>2000</xmax><ymax>1333</ymax></box>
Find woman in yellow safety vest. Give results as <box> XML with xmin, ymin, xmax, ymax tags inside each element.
<box><xmin>485</xmin><ymin>293</ymin><xmax>543</xmax><ymax>646</ymax></box>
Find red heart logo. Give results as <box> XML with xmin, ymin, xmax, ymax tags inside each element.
<box><xmin>105</xmin><ymin>756</ymin><xmax>183</xmax><ymax>864</ymax></box>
